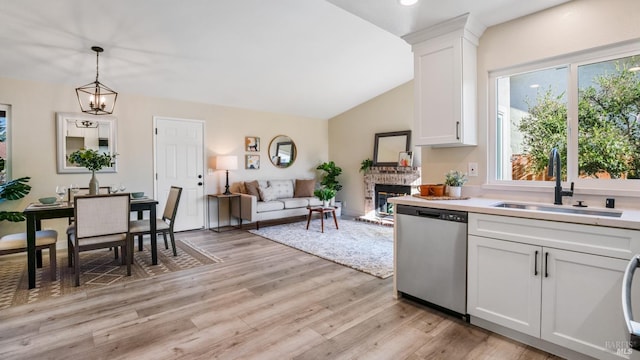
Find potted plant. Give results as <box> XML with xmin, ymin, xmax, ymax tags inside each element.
<box><xmin>444</xmin><ymin>170</ymin><xmax>468</xmax><ymax>197</ymax></box>
<box><xmin>0</xmin><ymin>156</ymin><xmax>31</xmax><ymax>222</ymax></box>
<box><xmin>314</xmin><ymin>187</ymin><xmax>336</xmax><ymax>208</ymax></box>
<box><xmin>359</xmin><ymin>158</ymin><xmax>373</xmax><ymax>173</ymax></box>
<box><xmin>67</xmin><ymin>149</ymin><xmax>117</xmax><ymax>195</ymax></box>
<box><xmin>316</xmin><ymin>161</ymin><xmax>342</xmax><ymax>192</ymax></box>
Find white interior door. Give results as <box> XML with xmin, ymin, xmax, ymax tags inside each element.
<box><xmin>154</xmin><ymin>117</ymin><xmax>205</xmax><ymax>231</ymax></box>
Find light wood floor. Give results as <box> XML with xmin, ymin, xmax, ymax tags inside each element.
<box><xmin>0</xmin><ymin>228</ymin><xmax>562</xmax><ymax>359</ymax></box>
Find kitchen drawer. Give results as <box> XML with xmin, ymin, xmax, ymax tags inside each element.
<box><xmin>469</xmin><ymin>213</ymin><xmax>640</xmax><ymax>260</ymax></box>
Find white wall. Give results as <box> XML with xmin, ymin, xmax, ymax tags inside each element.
<box><xmin>328</xmin><ymin>81</ymin><xmax>414</xmax><ymax>216</ymax></box>
<box><xmin>0</xmin><ymin>76</ymin><xmax>328</xmax><ymax>236</ymax></box>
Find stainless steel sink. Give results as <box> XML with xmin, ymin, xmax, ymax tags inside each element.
<box><xmin>492</xmin><ymin>202</ymin><xmax>623</xmax><ymax>218</ymax></box>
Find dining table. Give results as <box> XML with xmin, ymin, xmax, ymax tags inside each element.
<box><xmin>23</xmin><ymin>197</ymin><xmax>159</xmax><ymax>289</ymax></box>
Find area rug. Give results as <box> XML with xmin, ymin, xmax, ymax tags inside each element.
<box><xmin>249</xmin><ymin>219</ymin><xmax>394</xmax><ymax>278</ymax></box>
<box><xmin>0</xmin><ymin>238</ymin><xmax>222</xmax><ymax>309</ymax></box>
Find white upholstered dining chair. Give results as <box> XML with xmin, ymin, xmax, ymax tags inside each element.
<box><xmin>68</xmin><ymin>193</ymin><xmax>132</xmax><ymax>286</ymax></box>
<box><xmin>0</xmin><ymin>230</ymin><xmax>58</xmax><ymax>281</ymax></box>
<box><xmin>130</xmin><ymin>186</ymin><xmax>182</xmax><ymax>256</ymax></box>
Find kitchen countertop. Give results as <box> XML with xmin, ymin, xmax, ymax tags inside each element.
<box><xmin>389</xmin><ymin>195</ymin><xmax>640</xmax><ymax>230</ymax></box>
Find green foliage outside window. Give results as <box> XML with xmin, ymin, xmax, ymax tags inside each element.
<box><xmin>518</xmin><ymin>57</ymin><xmax>640</xmax><ymax>180</ymax></box>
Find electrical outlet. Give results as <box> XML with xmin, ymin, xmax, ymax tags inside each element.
<box><xmin>468</xmin><ymin>162</ymin><xmax>478</xmax><ymax>177</ymax></box>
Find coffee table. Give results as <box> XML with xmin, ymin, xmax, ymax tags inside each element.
<box><xmin>306</xmin><ymin>206</ymin><xmax>339</xmax><ymax>233</ymax></box>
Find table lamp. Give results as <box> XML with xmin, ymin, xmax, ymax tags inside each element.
<box><xmin>216</xmin><ymin>155</ymin><xmax>238</xmax><ymax>195</ymax></box>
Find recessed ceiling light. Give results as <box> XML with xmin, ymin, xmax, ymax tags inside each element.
<box><xmin>399</xmin><ymin>0</ymin><xmax>419</xmax><ymax>6</ymax></box>
<box><xmin>629</xmin><ymin>66</ymin><xmax>640</xmax><ymax>72</ymax></box>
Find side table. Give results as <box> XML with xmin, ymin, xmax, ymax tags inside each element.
<box><xmin>208</xmin><ymin>194</ymin><xmax>242</xmax><ymax>232</ymax></box>
<box><xmin>306</xmin><ymin>206</ymin><xmax>339</xmax><ymax>233</ymax></box>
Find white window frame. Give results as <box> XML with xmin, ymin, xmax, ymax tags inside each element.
<box><xmin>0</xmin><ymin>104</ymin><xmax>10</xmax><ymax>181</ymax></box>
<box><xmin>487</xmin><ymin>40</ymin><xmax>640</xmax><ymax>197</ymax></box>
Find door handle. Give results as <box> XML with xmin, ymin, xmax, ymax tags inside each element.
<box><xmin>534</xmin><ymin>250</ymin><xmax>539</xmax><ymax>276</ymax></box>
<box><xmin>197</xmin><ymin>182</ymin><xmax>203</xmax><ymax>186</ymax></box>
<box><xmin>623</xmin><ymin>254</ymin><xmax>640</xmax><ymax>350</ymax></box>
<box><xmin>544</xmin><ymin>252</ymin><xmax>549</xmax><ymax>278</ymax></box>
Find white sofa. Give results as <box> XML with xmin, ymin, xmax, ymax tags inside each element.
<box><xmin>235</xmin><ymin>179</ymin><xmax>323</xmax><ymax>229</ymax></box>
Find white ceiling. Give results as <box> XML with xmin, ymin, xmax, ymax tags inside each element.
<box><xmin>0</xmin><ymin>0</ymin><xmax>569</xmax><ymax>120</ymax></box>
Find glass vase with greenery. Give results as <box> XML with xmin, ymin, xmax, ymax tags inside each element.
<box><xmin>67</xmin><ymin>149</ymin><xmax>117</xmax><ymax>194</ymax></box>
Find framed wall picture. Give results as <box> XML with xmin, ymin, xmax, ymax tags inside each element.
<box><xmin>246</xmin><ymin>154</ymin><xmax>260</xmax><ymax>170</ymax></box>
<box><xmin>398</xmin><ymin>151</ymin><xmax>413</xmax><ymax>167</ymax></box>
<box><xmin>245</xmin><ymin>136</ymin><xmax>260</xmax><ymax>152</ymax></box>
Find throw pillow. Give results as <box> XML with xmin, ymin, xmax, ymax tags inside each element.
<box><xmin>258</xmin><ymin>186</ymin><xmax>278</xmax><ymax>202</ymax></box>
<box><xmin>244</xmin><ymin>180</ymin><xmax>261</xmax><ymax>200</ymax></box>
<box><xmin>267</xmin><ymin>179</ymin><xmax>294</xmax><ymax>199</ymax></box>
<box><xmin>294</xmin><ymin>179</ymin><xmax>316</xmax><ymax>198</ymax></box>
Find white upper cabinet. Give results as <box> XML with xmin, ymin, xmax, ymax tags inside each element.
<box><xmin>403</xmin><ymin>14</ymin><xmax>484</xmax><ymax>147</ymax></box>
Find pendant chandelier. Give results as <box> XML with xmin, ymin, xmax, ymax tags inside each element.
<box><xmin>75</xmin><ymin>46</ymin><xmax>118</xmax><ymax>115</ymax></box>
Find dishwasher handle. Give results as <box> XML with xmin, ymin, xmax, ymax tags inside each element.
<box><xmin>397</xmin><ymin>205</ymin><xmax>442</xmax><ymax>218</ymax></box>
<box><xmin>416</xmin><ymin>210</ymin><xmax>442</xmax><ymax>219</ymax></box>
<box><xmin>622</xmin><ymin>254</ymin><xmax>640</xmax><ymax>350</ymax></box>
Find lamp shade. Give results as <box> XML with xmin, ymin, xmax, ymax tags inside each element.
<box><xmin>216</xmin><ymin>155</ymin><xmax>238</xmax><ymax>170</ymax></box>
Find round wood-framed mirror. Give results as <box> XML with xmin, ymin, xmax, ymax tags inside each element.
<box><xmin>268</xmin><ymin>135</ymin><xmax>296</xmax><ymax>168</ymax></box>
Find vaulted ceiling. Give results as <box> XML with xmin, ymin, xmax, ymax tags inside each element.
<box><xmin>0</xmin><ymin>0</ymin><xmax>570</xmax><ymax>119</ymax></box>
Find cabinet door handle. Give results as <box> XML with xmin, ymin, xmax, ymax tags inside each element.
<box><xmin>545</xmin><ymin>252</ymin><xmax>549</xmax><ymax>278</ymax></box>
<box><xmin>534</xmin><ymin>250</ymin><xmax>539</xmax><ymax>276</ymax></box>
<box><xmin>456</xmin><ymin>121</ymin><xmax>460</xmax><ymax>140</ymax></box>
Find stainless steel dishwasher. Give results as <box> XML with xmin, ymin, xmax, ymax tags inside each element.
<box><xmin>396</xmin><ymin>204</ymin><xmax>468</xmax><ymax>318</ymax></box>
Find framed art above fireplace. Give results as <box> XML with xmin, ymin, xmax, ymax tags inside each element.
<box><xmin>373</xmin><ymin>130</ymin><xmax>411</xmax><ymax>166</ymax></box>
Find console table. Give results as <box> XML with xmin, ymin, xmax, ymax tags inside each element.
<box><xmin>208</xmin><ymin>193</ymin><xmax>242</xmax><ymax>232</ymax></box>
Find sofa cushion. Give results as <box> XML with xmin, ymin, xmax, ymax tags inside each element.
<box><xmin>267</xmin><ymin>179</ymin><xmax>294</xmax><ymax>199</ymax></box>
<box><xmin>294</xmin><ymin>179</ymin><xmax>315</xmax><ymax>198</ymax></box>
<box><xmin>256</xmin><ymin>200</ymin><xmax>285</xmax><ymax>212</ymax></box>
<box><xmin>281</xmin><ymin>197</ymin><xmax>309</xmax><ymax>209</ymax></box>
<box><xmin>244</xmin><ymin>180</ymin><xmax>261</xmax><ymax>199</ymax></box>
<box><xmin>308</xmin><ymin>197</ymin><xmax>323</xmax><ymax>207</ymax></box>
<box><xmin>258</xmin><ymin>186</ymin><xmax>279</xmax><ymax>202</ymax></box>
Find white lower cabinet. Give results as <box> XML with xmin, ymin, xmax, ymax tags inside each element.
<box><xmin>541</xmin><ymin>248</ymin><xmax>631</xmax><ymax>359</ymax></box>
<box><xmin>467</xmin><ymin>235</ymin><xmax>541</xmax><ymax>337</ymax></box>
<box><xmin>468</xmin><ymin>213</ymin><xmax>640</xmax><ymax>360</ymax></box>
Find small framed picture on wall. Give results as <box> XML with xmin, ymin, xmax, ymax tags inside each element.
<box><xmin>246</xmin><ymin>155</ymin><xmax>260</xmax><ymax>170</ymax></box>
<box><xmin>245</xmin><ymin>136</ymin><xmax>260</xmax><ymax>152</ymax></box>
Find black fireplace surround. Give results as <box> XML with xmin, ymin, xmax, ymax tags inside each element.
<box><xmin>375</xmin><ymin>184</ymin><xmax>411</xmax><ymax>216</ymax></box>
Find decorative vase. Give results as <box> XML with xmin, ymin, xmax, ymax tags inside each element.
<box><xmin>323</xmin><ymin>200</ymin><xmax>329</xmax><ymax>208</ymax></box>
<box><xmin>89</xmin><ymin>171</ymin><xmax>99</xmax><ymax>195</ymax></box>
<box><xmin>448</xmin><ymin>186</ymin><xmax>462</xmax><ymax>198</ymax></box>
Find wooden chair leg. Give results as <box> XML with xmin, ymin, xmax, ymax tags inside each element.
<box><xmin>36</xmin><ymin>249</ymin><xmax>43</xmax><ymax>268</ymax></box>
<box><xmin>125</xmin><ymin>242</ymin><xmax>131</xmax><ymax>276</ymax></box>
<box><xmin>169</xmin><ymin>231</ymin><xmax>177</xmax><ymax>257</ymax></box>
<box><xmin>163</xmin><ymin>232</ymin><xmax>169</xmax><ymax>250</ymax></box>
<box><xmin>67</xmin><ymin>238</ymin><xmax>73</xmax><ymax>267</ymax></box>
<box><xmin>49</xmin><ymin>244</ymin><xmax>57</xmax><ymax>281</ymax></box>
<box><xmin>138</xmin><ymin>235</ymin><xmax>143</xmax><ymax>251</ymax></box>
<box><xmin>74</xmin><ymin>245</ymin><xmax>81</xmax><ymax>287</ymax></box>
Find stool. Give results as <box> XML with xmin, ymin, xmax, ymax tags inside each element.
<box><xmin>0</xmin><ymin>230</ymin><xmax>58</xmax><ymax>281</ymax></box>
<box><xmin>306</xmin><ymin>206</ymin><xmax>339</xmax><ymax>233</ymax></box>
